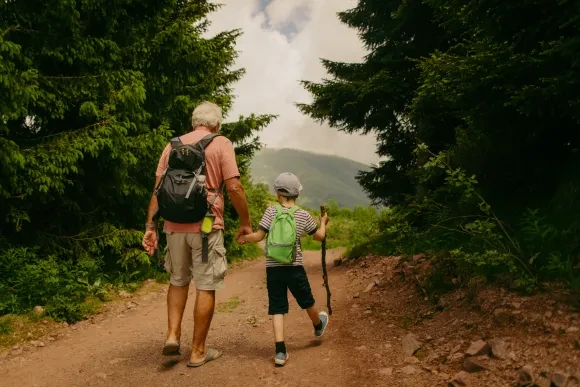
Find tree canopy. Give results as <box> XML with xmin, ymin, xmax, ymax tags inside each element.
<box><xmin>300</xmin><ymin>0</ymin><xmax>580</xmax><ymax>288</ymax></box>
<box><xmin>0</xmin><ymin>0</ymin><xmax>273</xmax><ymax>319</ymax></box>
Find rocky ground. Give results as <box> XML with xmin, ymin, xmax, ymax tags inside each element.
<box><xmin>343</xmin><ymin>254</ymin><xmax>580</xmax><ymax>386</ymax></box>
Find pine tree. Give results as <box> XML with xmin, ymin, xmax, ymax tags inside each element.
<box><xmin>298</xmin><ymin>0</ymin><xmax>450</xmax><ymax>206</ymax></box>
<box><xmin>0</xmin><ymin>0</ymin><xmax>273</xmax><ymax>318</ymax></box>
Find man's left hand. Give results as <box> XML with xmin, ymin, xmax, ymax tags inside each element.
<box><xmin>235</xmin><ymin>225</ymin><xmax>252</xmax><ymax>242</ymax></box>
<box><xmin>142</xmin><ymin>229</ymin><xmax>158</xmax><ymax>256</ymax></box>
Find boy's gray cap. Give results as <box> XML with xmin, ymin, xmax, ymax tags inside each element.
<box><xmin>274</xmin><ymin>172</ymin><xmax>303</xmax><ymax>197</ymax></box>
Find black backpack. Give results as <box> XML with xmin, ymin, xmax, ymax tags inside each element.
<box><xmin>155</xmin><ymin>134</ymin><xmax>223</xmax><ymax>224</ymax></box>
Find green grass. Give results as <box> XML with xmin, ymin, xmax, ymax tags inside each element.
<box><xmin>154</xmin><ymin>271</ymin><xmax>170</xmax><ymax>283</ymax></box>
<box><xmin>0</xmin><ymin>313</ymin><xmax>61</xmax><ymax>348</ymax></box>
<box><xmin>0</xmin><ymin>316</ymin><xmax>14</xmax><ymax>335</ymax></box>
<box><xmin>301</xmin><ymin>217</ymin><xmax>354</xmax><ymax>251</ymax></box>
<box><xmin>229</xmin><ymin>243</ymin><xmax>263</xmax><ymax>262</ymax></box>
<box><xmin>216</xmin><ymin>296</ymin><xmax>242</xmax><ymax>312</ymax></box>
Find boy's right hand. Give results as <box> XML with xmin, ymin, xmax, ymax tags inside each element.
<box><xmin>237</xmin><ymin>235</ymin><xmax>247</xmax><ymax>245</ymax></box>
<box><xmin>320</xmin><ymin>212</ymin><xmax>329</xmax><ymax>225</ymax></box>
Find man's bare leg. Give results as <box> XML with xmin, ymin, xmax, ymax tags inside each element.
<box><xmin>166</xmin><ymin>283</ymin><xmax>189</xmax><ymax>344</ymax></box>
<box><xmin>189</xmin><ymin>289</ymin><xmax>216</xmax><ymax>363</ymax></box>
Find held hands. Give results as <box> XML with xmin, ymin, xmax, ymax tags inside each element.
<box><xmin>237</xmin><ymin>234</ymin><xmax>248</xmax><ymax>245</ymax></box>
<box><xmin>235</xmin><ymin>224</ymin><xmax>252</xmax><ymax>245</ymax></box>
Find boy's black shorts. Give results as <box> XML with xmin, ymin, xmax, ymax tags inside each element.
<box><xmin>266</xmin><ymin>265</ymin><xmax>315</xmax><ymax>315</ymax></box>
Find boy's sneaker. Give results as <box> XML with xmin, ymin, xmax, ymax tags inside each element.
<box><xmin>275</xmin><ymin>352</ymin><xmax>289</xmax><ymax>366</ymax></box>
<box><xmin>315</xmin><ymin>311</ymin><xmax>329</xmax><ymax>338</ymax></box>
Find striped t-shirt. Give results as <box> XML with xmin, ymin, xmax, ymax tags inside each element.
<box><xmin>259</xmin><ymin>206</ymin><xmax>318</xmax><ymax>267</ymax></box>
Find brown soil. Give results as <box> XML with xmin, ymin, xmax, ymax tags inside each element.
<box><xmin>1</xmin><ymin>251</ymin><xmax>579</xmax><ymax>387</ymax></box>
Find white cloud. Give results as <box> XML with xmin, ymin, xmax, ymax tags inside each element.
<box><xmin>207</xmin><ymin>0</ymin><xmax>379</xmax><ymax>165</ymax></box>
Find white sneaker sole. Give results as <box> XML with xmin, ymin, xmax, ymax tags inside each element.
<box><xmin>275</xmin><ymin>353</ymin><xmax>289</xmax><ymax>366</ymax></box>
<box><xmin>315</xmin><ymin>311</ymin><xmax>329</xmax><ymax>338</ymax></box>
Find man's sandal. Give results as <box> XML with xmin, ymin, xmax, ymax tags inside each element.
<box><xmin>162</xmin><ymin>342</ymin><xmax>181</xmax><ymax>356</ymax></box>
<box><xmin>186</xmin><ymin>348</ymin><xmax>222</xmax><ymax>368</ymax></box>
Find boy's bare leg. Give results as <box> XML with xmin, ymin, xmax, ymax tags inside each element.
<box><xmin>306</xmin><ymin>305</ymin><xmax>329</xmax><ymax>338</ymax></box>
<box><xmin>305</xmin><ymin>306</ymin><xmax>322</xmax><ymax>325</ymax></box>
<box><xmin>273</xmin><ymin>314</ymin><xmax>284</xmax><ymax>342</ymax></box>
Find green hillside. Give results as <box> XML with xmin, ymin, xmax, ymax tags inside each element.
<box><xmin>250</xmin><ymin>148</ymin><xmax>371</xmax><ymax>209</ymax></box>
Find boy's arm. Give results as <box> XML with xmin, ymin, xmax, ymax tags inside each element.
<box><xmin>312</xmin><ymin>212</ymin><xmax>329</xmax><ymax>241</ymax></box>
<box><xmin>239</xmin><ymin>206</ymin><xmax>274</xmax><ymax>244</ymax></box>
<box><xmin>312</xmin><ymin>221</ymin><xmax>327</xmax><ymax>241</ymax></box>
<box><xmin>240</xmin><ymin>229</ymin><xmax>266</xmax><ymax>244</ymax></box>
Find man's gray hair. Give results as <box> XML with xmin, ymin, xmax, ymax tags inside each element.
<box><xmin>191</xmin><ymin>101</ymin><xmax>223</xmax><ymax>130</ymax></box>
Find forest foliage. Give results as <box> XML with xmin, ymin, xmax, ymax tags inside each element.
<box><xmin>0</xmin><ymin>0</ymin><xmax>273</xmax><ymax>321</ymax></box>
<box><xmin>299</xmin><ymin>0</ymin><xmax>580</xmax><ymax>293</ymax></box>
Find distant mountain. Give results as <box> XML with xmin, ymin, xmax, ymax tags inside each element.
<box><xmin>250</xmin><ymin>148</ymin><xmax>371</xmax><ymax>209</ymax></box>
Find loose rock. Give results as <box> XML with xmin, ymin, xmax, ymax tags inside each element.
<box><xmin>549</xmin><ymin>372</ymin><xmax>569</xmax><ymax>387</ymax></box>
<box><xmin>567</xmin><ymin>326</ymin><xmax>579</xmax><ymax>333</ymax></box>
<box><xmin>534</xmin><ymin>377</ymin><xmax>550</xmax><ymax>387</ymax></box>
<box><xmin>465</xmin><ymin>340</ymin><xmax>491</xmax><ymax>357</ymax></box>
<box><xmin>515</xmin><ymin>365</ymin><xmax>534</xmax><ymax>386</ymax></box>
<box><xmin>447</xmin><ymin>344</ymin><xmax>463</xmax><ymax>361</ymax></box>
<box><xmin>547</xmin><ymin>323</ymin><xmax>566</xmax><ymax>334</ymax></box>
<box><xmin>402</xmin><ymin>333</ymin><xmax>422</xmax><ymax>356</ymax></box>
<box><xmin>30</xmin><ymin>340</ymin><xmax>45</xmax><ymax>348</ymax></box>
<box><xmin>567</xmin><ymin>374</ymin><xmax>580</xmax><ymax>387</ymax></box>
<box><xmin>489</xmin><ymin>338</ymin><xmax>508</xmax><ymax>360</ymax></box>
<box><xmin>437</xmin><ymin>297</ymin><xmax>448</xmax><ymax>311</ymax></box>
<box><xmin>448</xmin><ymin>371</ymin><xmax>470</xmax><ymax>387</ymax></box>
<box><xmin>125</xmin><ymin>301</ymin><xmax>137</xmax><ymax>309</ymax></box>
<box><xmin>401</xmin><ymin>365</ymin><xmax>420</xmax><ymax>375</ymax></box>
<box><xmin>413</xmin><ymin>254</ymin><xmax>425</xmax><ymax>261</ymax></box>
<box><xmin>449</xmin><ymin>353</ymin><xmax>465</xmax><ymax>363</ymax></box>
<box><xmin>353</xmin><ymin>293</ymin><xmax>360</xmax><ymax>299</ymax></box>
<box><xmin>363</xmin><ymin>282</ymin><xmax>376</xmax><ymax>293</ymax></box>
<box><xmin>118</xmin><ymin>291</ymin><xmax>132</xmax><ymax>299</ymax></box>
<box><xmin>379</xmin><ymin>367</ymin><xmax>393</xmax><ymax>376</ymax></box>
<box><xmin>404</xmin><ymin>356</ymin><xmax>420</xmax><ymax>364</ymax></box>
<box><xmin>32</xmin><ymin>306</ymin><xmax>44</xmax><ymax>315</ymax></box>
<box><xmin>462</xmin><ymin>357</ymin><xmax>488</xmax><ymax>373</ymax></box>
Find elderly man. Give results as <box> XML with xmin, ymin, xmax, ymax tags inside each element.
<box><xmin>142</xmin><ymin>101</ymin><xmax>252</xmax><ymax>367</ymax></box>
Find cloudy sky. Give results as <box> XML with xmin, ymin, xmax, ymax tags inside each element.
<box><xmin>206</xmin><ymin>0</ymin><xmax>380</xmax><ymax>165</ymax></box>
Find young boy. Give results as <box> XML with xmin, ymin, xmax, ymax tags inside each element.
<box><xmin>238</xmin><ymin>172</ymin><xmax>329</xmax><ymax>366</ymax></box>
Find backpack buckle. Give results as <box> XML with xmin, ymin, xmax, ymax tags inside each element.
<box><xmin>174</xmin><ymin>175</ymin><xmax>187</xmax><ymax>184</ymax></box>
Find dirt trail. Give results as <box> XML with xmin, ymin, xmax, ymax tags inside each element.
<box><xmin>0</xmin><ymin>250</ymin><xmax>399</xmax><ymax>387</ymax></box>
<box><xmin>3</xmin><ymin>250</ymin><xmax>579</xmax><ymax>387</ymax></box>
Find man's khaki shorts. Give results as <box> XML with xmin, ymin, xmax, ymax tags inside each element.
<box><xmin>164</xmin><ymin>230</ymin><xmax>228</xmax><ymax>290</ymax></box>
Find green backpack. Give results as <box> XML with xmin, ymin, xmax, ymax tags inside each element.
<box><xmin>265</xmin><ymin>205</ymin><xmax>298</xmax><ymax>264</ymax></box>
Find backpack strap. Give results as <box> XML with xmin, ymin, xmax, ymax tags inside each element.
<box><xmin>169</xmin><ymin>136</ymin><xmax>183</xmax><ymax>149</ymax></box>
<box><xmin>275</xmin><ymin>204</ymin><xmax>283</xmax><ymax>216</ymax></box>
<box><xmin>196</xmin><ymin>133</ymin><xmax>221</xmax><ymax>150</ymax></box>
<box><xmin>288</xmin><ymin>206</ymin><xmax>299</xmax><ymax>216</ymax></box>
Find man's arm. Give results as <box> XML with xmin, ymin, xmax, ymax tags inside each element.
<box><xmin>225</xmin><ymin>177</ymin><xmax>251</xmax><ymax>227</ymax></box>
<box><xmin>145</xmin><ymin>176</ymin><xmax>162</xmax><ymax>229</ymax></box>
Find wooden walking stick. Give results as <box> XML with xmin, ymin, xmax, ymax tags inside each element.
<box><xmin>320</xmin><ymin>205</ymin><xmax>332</xmax><ymax>315</ymax></box>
